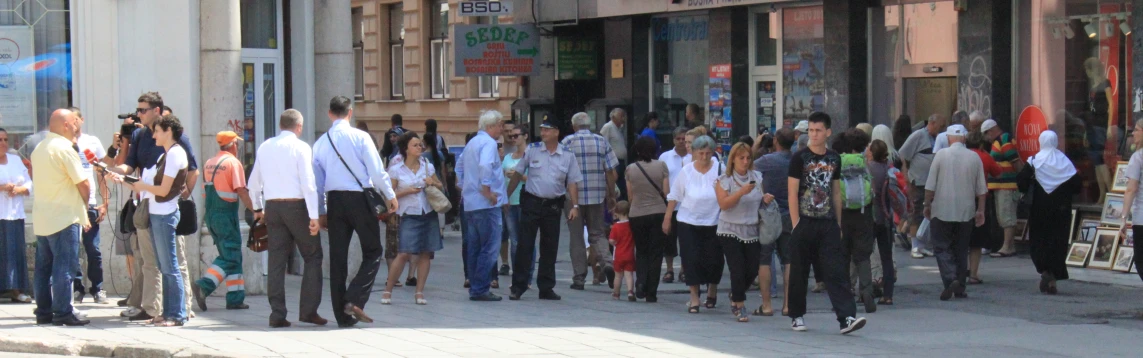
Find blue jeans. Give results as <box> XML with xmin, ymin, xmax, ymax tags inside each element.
<box><xmin>74</xmin><ymin>207</ymin><xmax>102</xmax><ymax>294</ymax></box>
<box><xmin>463</xmin><ymin>208</ymin><xmax>502</xmax><ymax>297</ymax></box>
<box><xmin>150</xmin><ymin>210</ymin><xmax>186</xmax><ymax>322</ymax></box>
<box><xmin>34</xmin><ymin>224</ymin><xmax>80</xmax><ymax>321</ymax></box>
<box><xmin>0</xmin><ymin>219</ymin><xmax>27</xmax><ymax>292</ymax></box>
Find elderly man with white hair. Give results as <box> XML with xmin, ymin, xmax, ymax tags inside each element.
<box><xmin>561</xmin><ymin>112</ymin><xmax>620</xmax><ymax>290</ymax></box>
<box><xmin>599</xmin><ymin>108</ymin><xmax>628</xmax><ymax>199</ymax></box>
<box><xmin>457</xmin><ymin>110</ymin><xmax>509</xmax><ymax>301</ymax></box>
<box><xmin>923</xmin><ymin>124</ymin><xmax>987</xmax><ymax>302</ymax></box>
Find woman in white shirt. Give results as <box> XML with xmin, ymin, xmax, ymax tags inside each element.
<box><xmin>123</xmin><ymin>115</ymin><xmax>189</xmax><ymax>326</ymax></box>
<box><xmin>0</xmin><ymin>129</ymin><xmax>32</xmax><ymax>303</ymax></box>
<box><xmin>662</xmin><ymin>135</ymin><xmax>723</xmax><ymax>314</ymax></box>
<box><xmin>380</xmin><ymin>132</ymin><xmax>444</xmax><ymax>305</ymax></box>
<box><xmin>714</xmin><ymin>143</ymin><xmax>774</xmax><ymax>322</ymax></box>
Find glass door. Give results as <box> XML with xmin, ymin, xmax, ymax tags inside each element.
<box><xmin>238</xmin><ymin>57</ymin><xmax>285</xmax><ymax>177</ymax></box>
<box><xmin>750</xmin><ymin>7</ymin><xmax>783</xmax><ymax>135</ymax></box>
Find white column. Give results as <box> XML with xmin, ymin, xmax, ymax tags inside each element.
<box><xmin>313</xmin><ymin>0</ymin><xmax>354</xmax><ymax>133</ymax></box>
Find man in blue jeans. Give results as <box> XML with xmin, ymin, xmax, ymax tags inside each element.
<box><xmin>31</xmin><ymin>108</ymin><xmax>91</xmax><ymax>326</ymax></box>
<box><xmin>457</xmin><ymin>110</ymin><xmax>508</xmax><ymax>301</ymax></box>
<box><xmin>70</xmin><ymin>107</ymin><xmax>110</xmax><ymax>304</ymax></box>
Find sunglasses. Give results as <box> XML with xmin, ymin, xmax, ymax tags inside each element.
<box><xmin>507</xmin><ymin>134</ymin><xmax>520</xmax><ymax>139</ymax></box>
<box><xmin>135</xmin><ymin>107</ymin><xmax>152</xmax><ymax>114</ymax></box>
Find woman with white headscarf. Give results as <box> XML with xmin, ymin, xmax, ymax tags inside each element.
<box><xmin>1016</xmin><ymin>131</ymin><xmax>1080</xmax><ymax>295</ymax></box>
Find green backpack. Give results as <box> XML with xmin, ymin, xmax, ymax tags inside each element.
<box><xmin>839</xmin><ymin>153</ymin><xmax>873</xmax><ymax>211</ymax></box>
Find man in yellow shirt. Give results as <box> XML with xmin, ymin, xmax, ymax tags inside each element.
<box><xmin>31</xmin><ymin>108</ymin><xmax>91</xmax><ymax>326</ymax></box>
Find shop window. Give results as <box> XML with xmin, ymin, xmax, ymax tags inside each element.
<box><xmin>352</xmin><ymin>7</ymin><xmax>365</xmax><ymax>100</ymax></box>
<box><xmin>1017</xmin><ymin>0</ymin><xmax>1134</xmax><ymax>206</ymax></box>
<box><xmin>781</xmin><ymin>6</ymin><xmax>825</xmax><ymax>129</ymax></box>
<box><xmin>476</xmin><ymin>16</ymin><xmax>498</xmax><ymax>98</ymax></box>
<box><xmin>0</xmin><ymin>0</ymin><xmax>72</xmax><ymax>158</ymax></box>
<box><xmin>390</xmin><ymin>3</ymin><xmax>405</xmax><ymax>98</ymax></box>
<box><xmin>755</xmin><ymin>12</ymin><xmax>777</xmax><ymax>67</ymax></box>
<box><xmin>430</xmin><ymin>0</ymin><xmax>450</xmax><ymax>99</ymax></box>
<box><xmin>241</xmin><ymin>0</ymin><xmax>278</xmax><ymax>49</ymax></box>
<box><xmin>651</xmin><ymin>14</ymin><xmax>710</xmax><ymax>131</ymax></box>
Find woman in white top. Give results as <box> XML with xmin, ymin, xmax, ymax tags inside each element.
<box><xmin>0</xmin><ymin>129</ymin><xmax>32</xmax><ymax>303</ymax></box>
<box><xmin>663</xmin><ymin>135</ymin><xmax>724</xmax><ymax>314</ymax></box>
<box><xmin>381</xmin><ymin>132</ymin><xmax>444</xmax><ymax>305</ymax></box>
<box><xmin>122</xmin><ymin>115</ymin><xmax>189</xmax><ymax>326</ymax></box>
<box><xmin>715</xmin><ymin>143</ymin><xmax>775</xmax><ymax>322</ymax></box>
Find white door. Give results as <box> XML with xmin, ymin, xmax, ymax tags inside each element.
<box><xmin>749</xmin><ymin>8</ymin><xmax>783</xmax><ymax>136</ymax></box>
<box><xmin>239</xmin><ymin>57</ymin><xmax>284</xmax><ymax>273</ymax></box>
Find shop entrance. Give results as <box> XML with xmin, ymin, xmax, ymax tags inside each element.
<box><xmin>903</xmin><ymin>77</ymin><xmax>958</xmax><ymax>124</ymax></box>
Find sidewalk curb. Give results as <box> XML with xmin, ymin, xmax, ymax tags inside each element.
<box><xmin>0</xmin><ymin>335</ymin><xmax>253</xmax><ymax>358</ymax></box>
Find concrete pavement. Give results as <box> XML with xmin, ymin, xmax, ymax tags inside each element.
<box><xmin>2</xmin><ymin>225</ymin><xmax>1142</xmax><ymax>357</ymax></box>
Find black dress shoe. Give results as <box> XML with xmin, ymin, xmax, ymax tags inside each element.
<box><xmin>337</xmin><ymin>317</ymin><xmax>359</xmax><ymax>328</ymax></box>
<box><xmin>604</xmin><ymin>266</ymin><xmax>616</xmax><ymax>289</ymax></box>
<box><xmin>269</xmin><ymin>319</ymin><xmax>292</xmax><ymax>328</ymax></box>
<box><xmin>117</xmin><ymin>299</ymin><xmax>128</xmax><ymax>307</ymax></box>
<box><xmin>469</xmin><ymin>293</ymin><xmax>503</xmax><ymax>301</ymax></box>
<box><xmin>499</xmin><ymin>264</ymin><xmax>511</xmax><ymax>276</ymax></box>
<box><xmin>464</xmin><ymin>280</ymin><xmax>470</xmax><ymax>288</ymax></box>
<box><xmin>299</xmin><ymin>314</ymin><xmax>328</xmax><ymax>326</ymax></box>
<box><xmin>645</xmin><ymin>296</ymin><xmax>658</xmax><ymax>303</ymax></box>
<box><xmin>53</xmin><ymin>315</ymin><xmax>90</xmax><ymax>326</ymax></box>
<box><xmin>226</xmin><ymin>303</ymin><xmax>250</xmax><ymax>310</ymax></box>
<box><xmin>508</xmin><ymin>291</ymin><xmax>522</xmax><ymax>301</ymax></box>
<box><xmin>538</xmin><ymin>290</ymin><xmax>562</xmax><ymax>300</ymax></box>
<box><xmin>569</xmin><ymin>283</ymin><xmax>585</xmax><ymax>290</ymax></box>
<box><xmin>36</xmin><ymin>317</ymin><xmax>52</xmax><ymax>325</ymax></box>
<box><xmin>128</xmin><ymin>311</ymin><xmax>154</xmax><ymax>321</ymax></box>
<box><xmin>405</xmin><ymin>277</ymin><xmax>417</xmax><ymax>287</ymax></box>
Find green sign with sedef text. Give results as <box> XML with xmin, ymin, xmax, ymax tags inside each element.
<box><xmin>454</xmin><ymin>24</ymin><xmax>540</xmax><ymax>77</ymax></box>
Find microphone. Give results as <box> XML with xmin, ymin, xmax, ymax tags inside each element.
<box><xmin>85</xmin><ymin>149</ymin><xmax>139</xmax><ymax>183</ymax></box>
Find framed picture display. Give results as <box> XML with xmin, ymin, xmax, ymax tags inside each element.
<box><xmin>1131</xmin><ymin>263</ymin><xmax>1138</xmax><ymax>274</ymax></box>
<box><xmin>1101</xmin><ymin>193</ymin><xmax>1126</xmax><ymax>227</ymax></box>
<box><xmin>1067</xmin><ymin>209</ymin><xmax>1078</xmax><ymax>242</ymax></box>
<box><xmin>1111</xmin><ymin>161</ymin><xmax>1131</xmax><ymax>193</ymax></box>
<box><xmin>1066</xmin><ymin>242</ymin><xmax>1093</xmax><ymax>267</ymax></box>
<box><xmin>1125</xmin><ymin>228</ymin><xmax>1135</xmax><ymax>247</ymax></box>
<box><xmin>1075</xmin><ymin>218</ymin><xmax>1101</xmax><ymax>243</ymax></box>
<box><xmin>1112</xmin><ymin>247</ymin><xmax>1135</xmax><ymax>272</ymax></box>
<box><xmin>1089</xmin><ymin>228</ymin><xmax>1121</xmax><ymax>269</ymax></box>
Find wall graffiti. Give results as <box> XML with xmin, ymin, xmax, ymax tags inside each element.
<box><xmin>225</xmin><ymin>119</ymin><xmax>242</xmax><ymax>133</ymax></box>
<box><xmin>958</xmin><ymin>56</ymin><xmax>992</xmax><ymax>118</ymax></box>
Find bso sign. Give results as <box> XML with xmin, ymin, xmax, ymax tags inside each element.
<box><xmin>459</xmin><ymin>1</ymin><xmax>513</xmax><ymax>17</ymax></box>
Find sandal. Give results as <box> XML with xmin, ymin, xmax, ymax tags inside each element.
<box><xmin>877</xmin><ymin>298</ymin><xmax>894</xmax><ymax>305</ymax></box>
<box><xmin>782</xmin><ymin>307</ymin><xmax>788</xmax><ymax>316</ymax></box>
<box><xmin>704</xmin><ymin>296</ymin><xmax>717</xmax><ymax>309</ymax></box>
<box><xmin>662</xmin><ymin>271</ymin><xmax>674</xmax><ymax>283</ymax></box>
<box><xmin>751</xmin><ymin>304</ymin><xmax>774</xmax><ymax>316</ymax></box>
<box><xmin>990</xmin><ymin>251</ymin><xmax>1016</xmax><ymax>258</ymax></box>
<box><xmin>967</xmin><ymin>277</ymin><xmax>983</xmax><ymax>285</ymax></box>
<box><xmin>733</xmin><ymin>305</ymin><xmax>749</xmax><ymax>322</ymax></box>
<box><xmin>627</xmin><ymin>290</ymin><xmax>636</xmax><ymax>302</ymax></box>
<box><xmin>612</xmin><ymin>292</ymin><xmax>620</xmax><ymax>300</ymax></box>
<box><xmin>415</xmin><ymin>292</ymin><xmax>427</xmax><ymax>305</ymax></box>
<box><xmin>380</xmin><ymin>291</ymin><xmax>392</xmax><ymax>305</ymax></box>
<box><xmin>392</xmin><ymin>280</ymin><xmax>404</xmax><ymax>288</ymax></box>
<box><xmin>491</xmin><ymin>280</ymin><xmax>500</xmax><ymax>289</ymax></box>
<box><xmin>687</xmin><ymin>304</ymin><xmax>700</xmax><ymax>314</ymax></box>
<box><xmin>154</xmin><ymin>320</ymin><xmax>184</xmax><ymax>327</ymax></box>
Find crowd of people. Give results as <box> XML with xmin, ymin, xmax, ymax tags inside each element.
<box><xmin>5</xmin><ymin>91</ymin><xmax>1142</xmax><ymax>335</ymax></box>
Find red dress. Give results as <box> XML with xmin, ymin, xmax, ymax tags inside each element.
<box><xmin>610</xmin><ymin>221</ymin><xmax>635</xmax><ymax>272</ymax></box>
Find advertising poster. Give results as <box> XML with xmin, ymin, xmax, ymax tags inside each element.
<box><xmin>781</xmin><ymin>6</ymin><xmax>824</xmax><ymax>130</ymax></box>
<box><xmin>709</xmin><ymin>64</ymin><xmax>732</xmax><ymax>154</ymax></box>
<box><xmin>557</xmin><ymin>38</ymin><xmax>597</xmax><ymax>80</ymax></box>
<box><xmin>0</xmin><ymin>26</ymin><xmax>36</xmax><ymax>134</ymax></box>
<box><xmin>454</xmin><ymin>24</ymin><xmax>540</xmax><ymax>77</ymax></box>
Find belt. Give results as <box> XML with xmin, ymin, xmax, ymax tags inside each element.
<box><xmin>522</xmin><ymin>191</ymin><xmax>565</xmax><ymax>208</ymax></box>
<box><xmin>267</xmin><ymin>198</ymin><xmax>304</xmax><ymax>202</ymax></box>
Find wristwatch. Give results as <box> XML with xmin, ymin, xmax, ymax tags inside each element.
<box><xmin>572</xmin><ymin>205</ymin><xmax>579</xmax><ymax>209</ymax></box>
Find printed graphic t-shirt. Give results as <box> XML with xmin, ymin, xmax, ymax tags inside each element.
<box><xmin>787</xmin><ymin>147</ymin><xmax>841</xmax><ymax>220</ymax></box>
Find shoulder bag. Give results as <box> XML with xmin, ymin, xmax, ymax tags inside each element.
<box><xmin>133</xmin><ymin>197</ymin><xmax>151</xmax><ymax>230</ymax></box>
<box><xmin>119</xmin><ymin>193</ymin><xmax>137</xmax><ymax>234</ymax></box>
<box><xmin>325</xmin><ymin>134</ymin><xmax>388</xmax><ymax>218</ymax></box>
<box><xmin>634</xmin><ymin>162</ymin><xmax>667</xmax><ymax>204</ymax></box>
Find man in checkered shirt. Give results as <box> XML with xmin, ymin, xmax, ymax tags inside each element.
<box><xmin>561</xmin><ymin>112</ymin><xmax>619</xmax><ymax>290</ymax></box>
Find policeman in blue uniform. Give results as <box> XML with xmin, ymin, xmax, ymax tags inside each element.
<box><xmin>507</xmin><ymin>120</ymin><xmax>583</xmax><ymax>301</ymax></box>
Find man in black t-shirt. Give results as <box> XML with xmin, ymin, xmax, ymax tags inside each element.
<box><xmin>786</xmin><ymin>112</ymin><xmax>867</xmax><ymax>335</ymax></box>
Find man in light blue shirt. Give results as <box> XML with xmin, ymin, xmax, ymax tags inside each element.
<box><xmin>456</xmin><ymin>110</ymin><xmax>508</xmax><ymax>301</ymax></box>
<box><xmin>311</xmin><ymin>96</ymin><xmax>397</xmax><ymax>327</ymax></box>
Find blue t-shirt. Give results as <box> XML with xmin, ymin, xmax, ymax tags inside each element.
<box><xmin>126</xmin><ymin>127</ymin><xmax>199</xmax><ymax>172</ymax></box>
<box><xmin>639</xmin><ymin>127</ymin><xmax>660</xmax><ymax>150</ymax></box>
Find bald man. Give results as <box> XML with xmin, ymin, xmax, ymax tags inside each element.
<box><xmin>31</xmin><ymin>109</ymin><xmax>91</xmax><ymax>326</ymax></box>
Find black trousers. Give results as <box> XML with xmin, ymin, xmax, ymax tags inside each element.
<box><xmin>631</xmin><ymin>213</ymin><xmax>666</xmax><ymax>299</ymax></box>
<box><xmin>842</xmin><ymin>209</ymin><xmax>875</xmax><ymax>295</ymax></box>
<box><xmin>874</xmin><ymin>223</ymin><xmax>896</xmax><ymax>299</ymax></box>
<box><xmin>931</xmin><ymin>218</ymin><xmax>972</xmax><ymax>289</ymax></box>
<box><xmin>719</xmin><ymin>235</ymin><xmax>761</xmax><ymax>302</ymax></box>
<box><xmin>676</xmin><ymin>223</ymin><xmax>724</xmax><ymax>286</ymax></box>
<box><xmin>1134</xmin><ymin>226</ymin><xmax>1143</xmax><ymax>282</ymax></box>
<box><xmin>511</xmin><ymin>192</ymin><xmax>563</xmax><ymax>294</ymax></box>
<box><xmin>787</xmin><ymin>217</ymin><xmax>856</xmax><ymax>324</ymax></box>
<box><xmin>326</xmin><ymin>191</ymin><xmax>382</xmax><ymax>325</ymax></box>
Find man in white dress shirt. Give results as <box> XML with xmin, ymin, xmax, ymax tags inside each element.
<box><xmin>248</xmin><ymin>109</ymin><xmax>325</xmax><ymax>328</ymax></box>
<box><xmin>312</xmin><ymin>96</ymin><xmax>398</xmax><ymax>327</ymax></box>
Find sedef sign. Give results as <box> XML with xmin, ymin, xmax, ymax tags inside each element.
<box><xmin>458</xmin><ymin>1</ymin><xmax>513</xmax><ymax>17</ymax></box>
<box><xmin>455</xmin><ymin>24</ymin><xmax>540</xmax><ymax>76</ymax></box>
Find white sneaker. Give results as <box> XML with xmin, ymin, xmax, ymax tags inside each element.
<box><xmin>73</xmin><ymin>309</ymin><xmax>87</xmax><ymax>320</ymax></box>
<box><xmin>841</xmin><ymin>316</ymin><xmax>867</xmax><ymax>335</ymax></box>
<box><xmin>72</xmin><ymin>291</ymin><xmax>84</xmax><ymax>303</ymax></box>
<box><xmin>120</xmin><ymin>307</ymin><xmax>140</xmax><ymax>317</ymax></box>
<box><xmin>791</xmin><ymin>317</ymin><xmax>807</xmax><ymax>332</ymax></box>
<box><xmin>921</xmin><ymin>248</ymin><xmax>934</xmax><ymax>256</ymax></box>
<box><xmin>911</xmin><ymin>248</ymin><xmax>924</xmax><ymax>259</ymax></box>
<box><xmin>93</xmin><ymin>291</ymin><xmax>109</xmax><ymax>304</ymax></box>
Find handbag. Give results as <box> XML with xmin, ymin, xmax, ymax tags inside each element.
<box><xmin>247</xmin><ymin>222</ymin><xmax>268</xmax><ymax>252</ymax></box>
<box><xmin>634</xmin><ymin>162</ymin><xmax>667</xmax><ymax>204</ymax></box>
<box><xmin>759</xmin><ymin>201</ymin><xmax>782</xmax><ymax>245</ymax></box>
<box><xmin>425</xmin><ymin>186</ymin><xmax>452</xmax><ymax>213</ymax></box>
<box><xmin>175</xmin><ymin>199</ymin><xmax>198</xmax><ymax>235</ymax></box>
<box><xmin>133</xmin><ymin>198</ymin><xmax>151</xmax><ymax>230</ymax></box>
<box><xmin>325</xmin><ymin>134</ymin><xmax>387</xmax><ymax>218</ymax></box>
<box><xmin>119</xmin><ymin>193</ymin><xmax>137</xmax><ymax>234</ymax></box>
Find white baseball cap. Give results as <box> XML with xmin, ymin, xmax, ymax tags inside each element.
<box><xmin>946</xmin><ymin>124</ymin><xmax>968</xmax><ymax>137</ymax></box>
<box><xmin>795</xmin><ymin>120</ymin><xmax>809</xmax><ymax>132</ymax></box>
<box><xmin>980</xmin><ymin>119</ymin><xmax>998</xmax><ymax>133</ymax></box>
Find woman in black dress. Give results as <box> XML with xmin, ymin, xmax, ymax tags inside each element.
<box><xmin>1016</xmin><ymin>131</ymin><xmax>1081</xmax><ymax>294</ymax></box>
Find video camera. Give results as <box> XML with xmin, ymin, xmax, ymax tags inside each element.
<box><xmin>117</xmin><ymin>113</ymin><xmax>139</xmax><ymax>121</ymax></box>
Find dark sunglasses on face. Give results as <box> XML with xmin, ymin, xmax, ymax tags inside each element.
<box><xmin>508</xmin><ymin>134</ymin><xmax>519</xmax><ymax>139</ymax></box>
<box><xmin>136</xmin><ymin>107</ymin><xmax>151</xmax><ymax>114</ymax></box>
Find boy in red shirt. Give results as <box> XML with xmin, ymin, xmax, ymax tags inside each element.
<box><xmin>609</xmin><ymin>201</ymin><xmax>636</xmax><ymax>301</ymax></box>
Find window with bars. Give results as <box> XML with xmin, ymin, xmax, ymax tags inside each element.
<box><xmin>430</xmin><ymin>0</ymin><xmax>450</xmax><ymax>98</ymax></box>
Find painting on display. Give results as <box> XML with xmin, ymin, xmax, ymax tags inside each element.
<box><xmin>1111</xmin><ymin>161</ymin><xmax>1131</xmax><ymax>193</ymax></box>
<box><xmin>1101</xmin><ymin>193</ymin><xmax>1126</xmax><ymax>227</ymax></box>
<box><xmin>1112</xmin><ymin>247</ymin><xmax>1134</xmax><ymax>272</ymax></box>
<box><xmin>1089</xmin><ymin>228</ymin><xmax>1121</xmax><ymax>269</ymax></box>
<box><xmin>1066</xmin><ymin>242</ymin><xmax>1093</xmax><ymax>267</ymax></box>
